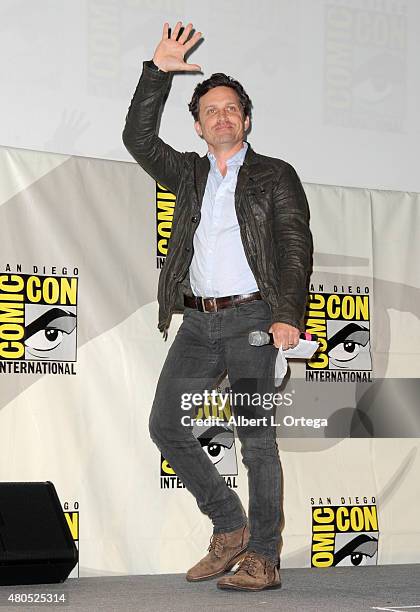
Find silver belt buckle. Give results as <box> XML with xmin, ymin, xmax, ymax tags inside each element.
<box><xmin>201</xmin><ymin>297</ymin><xmax>217</xmax><ymax>312</ymax></box>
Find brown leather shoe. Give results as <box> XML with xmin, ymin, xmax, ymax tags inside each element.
<box><xmin>216</xmin><ymin>551</ymin><xmax>281</xmax><ymax>591</ymax></box>
<box><xmin>186</xmin><ymin>524</ymin><xmax>249</xmax><ymax>582</ymax></box>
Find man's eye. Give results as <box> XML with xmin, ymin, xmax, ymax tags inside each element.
<box><xmin>227</xmin><ymin>106</ymin><xmax>238</xmax><ymax>112</ymax></box>
<box><xmin>207</xmin><ymin>108</ymin><xmax>215</xmax><ymax>114</ymax></box>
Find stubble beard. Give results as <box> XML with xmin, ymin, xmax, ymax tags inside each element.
<box><xmin>210</xmin><ymin>127</ymin><xmax>243</xmax><ymax>148</ymax></box>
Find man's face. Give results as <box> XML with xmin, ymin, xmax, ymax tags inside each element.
<box><xmin>194</xmin><ymin>86</ymin><xmax>250</xmax><ymax>149</ymax></box>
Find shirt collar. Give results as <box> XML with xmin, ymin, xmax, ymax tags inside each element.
<box><xmin>207</xmin><ymin>141</ymin><xmax>248</xmax><ymax>170</ymax></box>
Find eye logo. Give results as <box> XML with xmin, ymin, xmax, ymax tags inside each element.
<box><xmin>333</xmin><ymin>533</ymin><xmax>378</xmax><ymax>567</ymax></box>
<box><xmin>196</xmin><ymin>424</ymin><xmax>236</xmax><ymax>471</ymax></box>
<box><xmin>327</xmin><ymin>323</ymin><xmax>371</xmax><ymax>370</ymax></box>
<box><xmin>25</xmin><ymin>306</ymin><xmax>77</xmax><ymax>361</ymax></box>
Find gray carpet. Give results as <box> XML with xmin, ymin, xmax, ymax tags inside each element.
<box><xmin>0</xmin><ymin>564</ymin><xmax>419</xmax><ymax>612</ymax></box>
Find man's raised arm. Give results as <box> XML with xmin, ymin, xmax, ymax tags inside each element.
<box><xmin>122</xmin><ymin>22</ymin><xmax>202</xmax><ymax>193</ymax></box>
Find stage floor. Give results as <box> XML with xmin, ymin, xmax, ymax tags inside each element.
<box><xmin>0</xmin><ymin>563</ymin><xmax>419</xmax><ymax>611</ymax></box>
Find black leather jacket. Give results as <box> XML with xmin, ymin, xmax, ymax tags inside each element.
<box><xmin>123</xmin><ymin>61</ymin><xmax>313</xmax><ymax>340</ymax></box>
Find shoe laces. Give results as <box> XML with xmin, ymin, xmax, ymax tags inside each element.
<box><xmin>237</xmin><ymin>553</ymin><xmax>260</xmax><ymax>577</ymax></box>
<box><xmin>208</xmin><ymin>533</ymin><xmax>225</xmax><ymax>558</ymax></box>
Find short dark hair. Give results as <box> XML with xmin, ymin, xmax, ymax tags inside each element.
<box><xmin>188</xmin><ymin>73</ymin><xmax>252</xmax><ymax>122</ymax></box>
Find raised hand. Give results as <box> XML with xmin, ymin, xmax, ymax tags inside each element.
<box><xmin>152</xmin><ymin>21</ymin><xmax>202</xmax><ymax>72</ymax></box>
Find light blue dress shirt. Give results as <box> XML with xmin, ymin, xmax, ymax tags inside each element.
<box><xmin>189</xmin><ymin>141</ymin><xmax>259</xmax><ymax>298</ymax></box>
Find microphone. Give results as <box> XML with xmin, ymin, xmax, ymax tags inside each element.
<box><xmin>248</xmin><ymin>330</ymin><xmax>318</xmax><ymax>346</ymax></box>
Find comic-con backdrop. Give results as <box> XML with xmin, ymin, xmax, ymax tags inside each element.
<box><xmin>0</xmin><ymin>145</ymin><xmax>419</xmax><ymax>575</ymax></box>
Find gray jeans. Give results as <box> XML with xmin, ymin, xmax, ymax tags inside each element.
<box><xmin>149</xmin><ymin>298</ymin><xmax>282</xmax><ymax>564</ymax></box>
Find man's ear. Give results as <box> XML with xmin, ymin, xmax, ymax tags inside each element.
<box><xmin>194</xmin><ymin>120</ymin><xmax>203</xmax><ymax>138</ymax></box>
<box><xmin>244</xmin><ymin>115</ymin><xmax>250</xmax><ymax>132</ymax></box>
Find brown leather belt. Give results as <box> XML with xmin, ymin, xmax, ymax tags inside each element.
<box><xmin>184</xmin><ymin>291</ymin><xmax>262</xmax><ymax>313</ymax></box>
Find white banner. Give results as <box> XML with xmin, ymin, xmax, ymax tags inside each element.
<box><xmin>0</xmin><ymin>145</ymin><xmax>419</xmax><ymax>575</ymax></box>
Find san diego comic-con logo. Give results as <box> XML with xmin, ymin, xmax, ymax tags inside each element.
<box><xmin>160</xmin><ymin>385</ymin><xmax>239</xmax><ymax>490</ymax></box>
<box><xmin>156</xmin><ymin>183</ymin><xmax>175</xmax><ymax>270</ymax></box>
<box><xmin>63</xmin><ymin>501</ymin><xmax>80</xmax><ymax>578</ymax></box>
<box><xmin>305</xmin><ymin>284</ymin><xmax>372</xmax><ymax>382</ymax></box>
<box><xmin>311</xmin><ymin>497</ymin><xmax>379</xmax><ymax>568</ymax></box>
<box><xmin>0</xmin><ymin>267</ymin><xmax>78</xmax><ymax>375</ymax></box>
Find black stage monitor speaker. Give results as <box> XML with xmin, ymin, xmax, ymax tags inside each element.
<box><xmin>0</xmin><ymin>481</ymin><xmax>78</xmax><ymax>586</ymax></box>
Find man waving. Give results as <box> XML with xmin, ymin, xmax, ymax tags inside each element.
<box><xmin>123</xmin><ymin>21</ymin><xmax>312</xmax><ymax>591</ymax></box>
